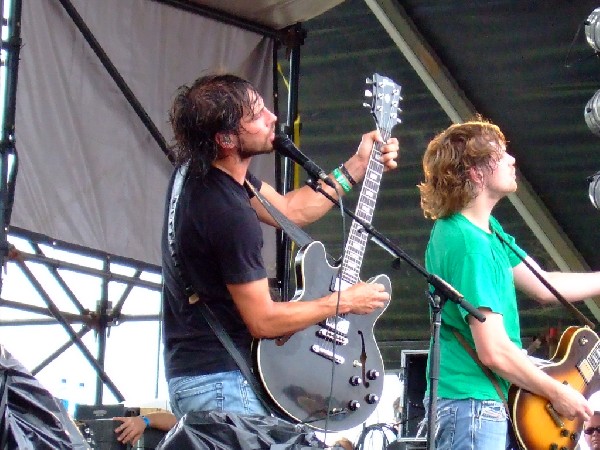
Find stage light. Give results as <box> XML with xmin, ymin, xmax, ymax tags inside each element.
<box><xmin>585</xmin><ymin>7</ymin><xmax>600</xmax><ymax>52</ymax></box>
<box><xmin>589</xmin><ymin>171</ymin><xmax>600</xmax><ymax>210</ymax></box>
<box><xmin>584</xmin><ymin>89</ymin><xmax>600</xmax><ymax>136</ymax></box>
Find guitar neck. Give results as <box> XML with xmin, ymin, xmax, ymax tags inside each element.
<box><xmin>579</xmin><ymin>339</ymin><xmax>600</xmax><ymax>381</ymax></box>
<box><xmin>339</xmin><ymin>140</ymin><xmax>386</xmax><ymax>286</ymax></box>
<box><xmin>337</xmin><ymin>73</ymin><xmax>401</xmax><ymax>289</ymax></box>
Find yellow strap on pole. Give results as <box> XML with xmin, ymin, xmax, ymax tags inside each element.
<box><xmin>292</xmin><ymin>118</ymin><xmax>302</xmax><ymax>189</ymax></box>
<box><xmin>277</xmin><ymin>62</ymin><xmax>303</xmax><ymax>190</ymax></box>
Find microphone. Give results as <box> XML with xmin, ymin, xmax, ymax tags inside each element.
<box><xmin>273</xmin><ymin>135</ymin><xmax>337</xmax><ymax>189</ymax></box>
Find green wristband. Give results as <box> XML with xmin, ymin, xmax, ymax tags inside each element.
<box><xmin>332</xmin><ymin>168</ymin><xmax>352</xmax><ymax>193</ymax></box>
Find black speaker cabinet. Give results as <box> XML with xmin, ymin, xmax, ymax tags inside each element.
<box><xmin>400</xmin><ymin>350</ymin><xmax>428</xmax><ymax>438</ymax></box>
<box><xmin>79</xmin><ymin>419</ymin><xmax>126</xmax><ymax>450</ymax></box>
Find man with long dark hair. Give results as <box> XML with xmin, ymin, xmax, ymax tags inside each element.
<box><xmin>418</xmin><ymin>118</ymin><xmax>599</xmax><ymax>449</ymax></box>
<box><xmin>162</xmin><ymin>73</ymin><xmax>399</xmax><ymax>418</ymax></box>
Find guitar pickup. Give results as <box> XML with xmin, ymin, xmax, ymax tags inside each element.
<box><xmin>322</xmin><ymin>317</ymin><xmax>350</xmax><ymax>335</ymax></box>
<box><xmin>311</xmin><ymin>344</ymin><xmax>345</xmax><ymax>364</ymax></box>
<box><xmin>317</xmin><ymin>328</ymin><xmax>349</xmax><ymax>345</ymax></box>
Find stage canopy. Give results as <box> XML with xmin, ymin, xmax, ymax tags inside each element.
<box><xmin>12</xmin><ymin>0</ymin><xmax>343</xmax><ymax>268</ymax></box>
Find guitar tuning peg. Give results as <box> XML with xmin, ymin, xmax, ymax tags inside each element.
<box><xmin>364</xmin><ymin>90</ymin><xmax>373</xmax><ymax>97</ymax></box>
<box><xmin>396</xmin><ymin>118</ymin><xmax>402</xmax><ymax>124</ymax></box>
<box><xmin>362</xmin><ymin>102</ymin><xmax>371</xmax><ymax>108</ymax></box>
<box><xmin>365</xmin><ymin>77</ymin><xmax>373</xmax><ymax>84</ymax></box>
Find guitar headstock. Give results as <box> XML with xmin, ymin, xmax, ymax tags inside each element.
<box><xmin>364</xmin><ymin>73</ymin><xmax>402</xmax><ymax>135</ymax></box>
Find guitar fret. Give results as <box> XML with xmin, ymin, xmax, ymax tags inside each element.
<box><xmin>359</xmin><ymin>205</ymin><xmax>373</xmax><ymax>215</ymax></box>
<box><xmin>345</xmin><ymin>258</ymin><xmax>362</xmax><ymax>268</ymax></box>
<box><xmin>360</xmin><ymin>198</ymin><xmax>376</xmax><ymax>208</ymax></box>
<box><xmin>590</xmin><ymin>342</ymin><xmax>600</xmax><ymax>370</ymax></box>
<box><xmin>347</xmin><ymin>241</ymin><xmax>367</xmax><ymax>252</ymax></box>
<box><xmin>364</xmin><ymin>189</ymin><xmax>376</xmax><ymax>198</ymax></box>
<box><xmin>364</xmin><ymin>179</ymin><xmax>379</xmax><ymax>190</ymax></box>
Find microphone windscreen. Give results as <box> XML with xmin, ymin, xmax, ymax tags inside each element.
<box><xmin>273</xmin><ymin>135</ymin><xmax>308</xmax><ymax>164</ymax></box>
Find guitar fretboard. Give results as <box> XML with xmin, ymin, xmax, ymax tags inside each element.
<box><xmin>340</xmin><ymin>147</ymin><xmax>384</xmax><ymax>286</ymax></box>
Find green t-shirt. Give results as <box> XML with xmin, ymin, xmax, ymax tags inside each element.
<box><xmin>425</xmin><ymin>213</ymin><xmax>527</xmax><ymax>400</ymax></box>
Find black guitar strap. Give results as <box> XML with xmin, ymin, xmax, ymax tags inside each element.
<box><xmin>166</xmin><ymin>164</ymin><xmax>281</xmax><ymax>417</ymax></box>
<box><xmin>244</xmin><ymin>180</ymin><xmax>314</xmax><ymax>248</ymax></box>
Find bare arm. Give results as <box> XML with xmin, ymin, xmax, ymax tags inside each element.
<box><xmin>513</xmin><ymin>257</ymin><xmax>600</xmax><ymax>304</ymax></box>
<box><xmin>251</xmin><ymin>131</ymin><xmax>399</xmax><ymax>227</ymax></box>
<box><xmin>227</xmin><ymin>278</ymin><xmax>389</xmax><ymax>338</ymax></box>
<box><xmin>469</xmin><ymin>310</ymin><xmax>592</xmax><ymax>421</ymax></box>
<box><xmin>114</xmin><ymin>412</ymin><xmax>177</xmax><ymax>445</ymax></box>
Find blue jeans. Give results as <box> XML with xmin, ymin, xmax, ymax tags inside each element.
<box><xmin>168</xmin><ymin>370</ymin><xmax>269</xmax><ymax>419</ymax></box>
<box><xmin>423</xmin><ymin>398</ymin><xmax>510</xmax><ymax>450</ymax></box>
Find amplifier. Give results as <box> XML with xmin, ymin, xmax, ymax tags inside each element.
<box><xmin>78</xmin><ymin>419</ymin><xmax>126</xmax><ymax>450</ymax></box>
<box><xmin>75</xmin><ymin>404</ymin><xmax>139</xmax><ymax>421</ymax></box>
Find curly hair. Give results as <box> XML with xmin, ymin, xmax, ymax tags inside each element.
<box><xmin>168</xmin><ymin>74</ymin><xmax>261</xmax><ymax>175</ymax></box>
<box><xmin>418</xmin><ymin>118</ymin><xmax>506</xmax><ymax>220</ymax></box>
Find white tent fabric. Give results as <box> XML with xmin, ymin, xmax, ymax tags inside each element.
<box><xmin>13</xmin><ymin>0</ymin><xmax>275</xmax><ymax>267</ymax></box>
<box><xmin>185</xmin><ymin>0</ymin><xmax>345</xmax><ymax>29</ymax></box>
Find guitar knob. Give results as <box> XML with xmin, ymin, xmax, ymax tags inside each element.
<box><xmin>560</xmin><ymin>429</ymin><xmax>569</xmax><ymax>437</ymax></box>
<box><xmin>349</xmin><ymin>376</ymin><xmax>362</xmax><ymax>386</ymax></box>
<box><xmin>559</xmin><ymin>447</ymin><xmax>568</xmax><ymax>450</ymax></box>
<box><xmin>549</xmin><ymin>444</ymin><xmax>558</xmax><ymax>450</ymax></box>
<box><xmin>367</xmin><ymin>369</ymin><xmax>380</xmax><ymax>380</ymax></box>
<box><xmin>571</xmin><ymin>433</ymin><xmax>579</xmax><ymax>441</ymax></box>
<box><xmin>366</xmin><ymin>394</ymin><xmax>379</xmax><ymax>404</ymax></box>
<box><xmin>348</xmin><ymin>400</ymin><xmax>361</xmax><ymax>411</ymax></box>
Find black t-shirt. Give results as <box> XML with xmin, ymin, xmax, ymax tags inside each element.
<box><xmin>161</xmin><ymin>166</ymin><xmax>266</xmax><ymax>379</ymax></box>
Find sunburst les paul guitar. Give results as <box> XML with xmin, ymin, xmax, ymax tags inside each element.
<box><xmin>253</xmin><ymin>74</ymin><xmax>402</xmax><ymax>431</ymax></box>
<box><xmin>508</xmin><ymin>326</ymin><xmax>600</xmax><ymax>450</ymax></box>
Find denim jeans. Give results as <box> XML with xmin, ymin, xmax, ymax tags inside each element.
<box><xmin>168</xmin><ymin>370</ymin><xmax>269</xmax><ymax>419</ymax></box>
<box><xmin>422</xmin><ymin>397</ymin><xmax>510</xmax><ymax>450</ymax></box>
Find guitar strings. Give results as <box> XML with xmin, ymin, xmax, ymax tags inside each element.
<box><xmin>323</xmin><ymin>109</ymin><xmax>393</xmax><ymax>435</ymax></box>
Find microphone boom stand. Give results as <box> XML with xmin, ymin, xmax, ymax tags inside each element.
<box><xmin>305</xmin><ymin>179</ymin><xmax>485</xmax><ymax>450</ymax></box>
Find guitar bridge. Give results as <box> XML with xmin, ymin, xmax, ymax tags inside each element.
<box><xmin>545</xmin><ymin>403</ymin><xmax>565</xmax><ymax>428</ymax></box>
<box><xmin>311</xmin><ymin>344</ymin><xmax>345</xmax><ymax>364</ymax></box>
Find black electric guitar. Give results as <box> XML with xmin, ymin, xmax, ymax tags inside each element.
<box><xmin>253</xmin><ymin>74</ymin><xmax>402</xmax><ymax>431</ymax></box>
<box><xmin>508</xmin><ymin>326</ymin><xmax>600</xmax><ymax>450</ymax></box>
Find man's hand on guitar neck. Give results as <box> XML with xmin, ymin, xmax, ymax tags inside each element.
<box><xmin>345</xmin><ymin>130</ymin><xmax>399</xmax><ymax>183</ymax></box>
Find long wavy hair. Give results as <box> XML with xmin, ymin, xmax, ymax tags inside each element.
<box><xmin>418</xmin><ymin>118</ymin><xmax>506</xmax><ymax>220</ymax></box>
<box><xmin>168</xmin><ymin>74</ymin><xmax>261</xmax><ymax>176</ymax></box>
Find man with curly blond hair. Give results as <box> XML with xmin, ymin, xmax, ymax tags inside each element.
<box><xmin>417</xmin><ymin>118</ymin><xmax>600</xmax><ymax>449</ymax></box>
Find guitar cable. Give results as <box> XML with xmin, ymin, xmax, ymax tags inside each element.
<box><xmin>322</xmin><ymin>180</ymin><xmax>348</xmax><ymax>439</ymax></box>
